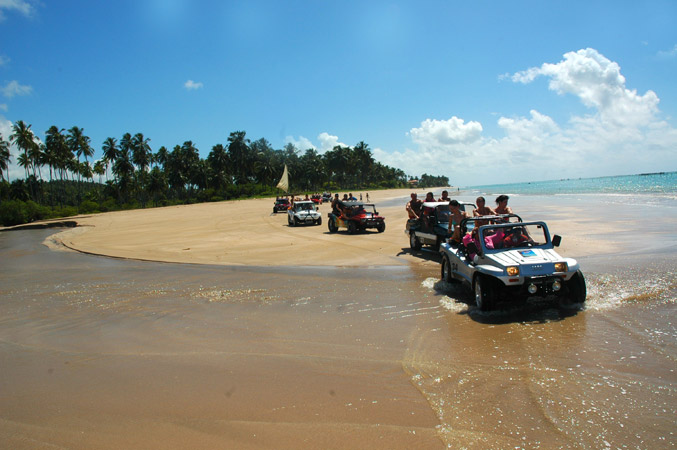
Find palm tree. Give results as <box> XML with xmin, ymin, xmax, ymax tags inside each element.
<box><xmin>93</xmin><ymin>160</ymin><xmax>105</xmax><ymax>185</ymax></box>
<box><xmin>45</xmin><ymin>126</ymin><xmax>70</xmax><ymax>205</ymax></box>
<box><xmin>17</xmin><ymin>152</ymin><xmax>30</xmax><ymax>180</ymax></box>
<box><xmin>155</xmin><ymin>146</ymin><xmax>168</xmax><ymax>170</ymax></box>
<box><xmin>67</xmin><ymin>127</ymin><xmax>86</xmax><ymax>179</ymax></box>
<box><xmin>9</xmin><ymin>121</ymin><xmax>39</xmax><ymax>200</ymax></box>
<box><xmin>101</xmin><ymin>137</ymin><xmax>118</xmax><ymax>180</ymax></box>
<box><xmin>147</xmin><ymin>167</ymin><xmax>167</xmax><ymax>206</ymax></box>
<box><xmin>227</xmin><ymin>131</ymin><xmax>251</xmax><ymax>185</ymax></box>
<box><xmin>0</xmin><ymin>134</ymin><xmax>11</xmax><ymax>183</ymax></box>
<box><xmin>131</xmin><ymin>133</ymin><xmax>152</xmax><ymax>206</ymax></box>
<box><xmin>207</xmin><ymin>143</ymin><xmax>229</xmax><ymax>190</ymax></box>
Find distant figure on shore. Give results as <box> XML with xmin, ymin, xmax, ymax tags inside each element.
<box><xmin>494</xmin><ymin>195</ymin><xmax>513</xmax><ymax>215</ymax></box>
<box><xmin>359</xmin><ymin>193</ymin><xmax>363</xmax><ymax>201</ymax></box>
<box><xmin>406</xmin><ymin>193</ymin><xmax>422</xmax><ymax>219</ymax></box>
<box><xmin>438</xmin><ymin>190</ymin><xmax>450</xmax><ymax>202</ymax></box>
<box><xmin>366</xmin><ymin>193</ymin><xmax>370</xmax><ymax>202</ymax></box>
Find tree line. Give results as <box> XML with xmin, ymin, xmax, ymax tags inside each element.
<box><xmin>0</xmin><ymin>120</ymin><xmax>419</xmax><ymax>226</ymax></box>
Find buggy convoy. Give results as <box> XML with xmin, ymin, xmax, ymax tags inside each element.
<box><xmin>439</xmin><ymin>214</ymin><xmax>586</xmax><ymax>311</ymax></box>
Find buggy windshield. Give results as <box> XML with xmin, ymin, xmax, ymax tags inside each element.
<box><xmin>435</xmin><ymin>205</ymin><xmax>450</xmax><ymax>223</ymax></box>
<box><xmin>480</xmin><ymin>223</ymin><xmax>550</xmax><ymax>251</ymax></box>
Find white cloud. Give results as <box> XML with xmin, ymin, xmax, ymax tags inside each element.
<box><xmin>0</xmin><ymin>55</ymin><xmax>9</xmax><ymax>66</ymax></box>
<box><xmin>510</xmin><ymin>48</ymin><xmax>659</xmax><ymax>127</ymax></box>
<box><xmin>284</xmin><ymin>135</ymin><xmax>315</xmax><ymax>152</ymax></box>
<box><xmin>0</xmin><ymin>0</ymin><xmax>35</xmax><ymax>20</ymax></box>
<box><xmin>184</xmin><ymin>79</ymin><xmax>203</xmax><ymax>90</ymax></box>
<box><xmin>284</xmin><ymin>132</ymin><xmax>348</xmax><ymax>154</ymax></box>
<box><xmin>317</xmin><ymin>132</ymin><xmax>347</xmax><ymax>152</ymax></box>
<box><xmin>375</xmin><ymin>48</ymin><xmax>677</xmax><ymax>186</ymax></box>
<box><xmin>1</xmin><ymin>80</ymin><xmax>33</xmax><ymax>98</ymax></box>
<box><xmin>0</xmin><ymin>104</ymin><xmax>7</xmax><ymax>111</ymax></box>
<box><xmin>657</xmin><ymin>44</ymin><xmax>677</xmax><ymax>59</ymax></box>
<box><xmin>409</xmin><ymin>116</ymin><xmax>483</xmax><ymax>147</ymax></box>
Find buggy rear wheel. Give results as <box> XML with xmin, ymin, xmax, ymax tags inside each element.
<box><xmin>328</xmin><ymin>217</ymin><xmax>338</xmax><ymax>233</ymax></box>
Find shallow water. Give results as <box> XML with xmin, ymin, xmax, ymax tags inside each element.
<box><xmin>1</xmin><ymin>225</ymin><xmax>675</xmax><ymax>449</ymax></box>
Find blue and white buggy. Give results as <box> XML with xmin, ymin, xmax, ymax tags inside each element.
<box><xmin>439</xmin><ymin>214</ymin><xmax>586</xmax><ymax>311</ymax></box>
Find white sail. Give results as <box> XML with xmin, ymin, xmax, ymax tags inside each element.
<box><xmin>276</xmin><ymin>164</ymin><xmax>289</xmax><ymax>192</ymax></box>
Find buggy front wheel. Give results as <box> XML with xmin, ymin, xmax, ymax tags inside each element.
<box><xmin>474</xmin><ymin>275</ymin><xmax>495</xmax><ymax>311</ymax></box>
<box><xmin>409</xmin><ymin>232</ymin><xmax>422</xmax><ymax>250</ymax></box>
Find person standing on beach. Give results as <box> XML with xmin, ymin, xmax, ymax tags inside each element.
<box><xmin>406</xmin><ymin>193</ymin><xmax>422</xmax><ymax>219</ymax></box>
<box><xmin>494</xmin><ymin>195</ymin><xmax>513</xmax><ymax>215</ymax></box>
<box><xmin>366</xmin><ymin>193</ymin><xmax>370</xmax><ymax>202</ymax></box>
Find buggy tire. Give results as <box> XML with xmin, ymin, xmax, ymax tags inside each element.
<box><xmin>348</xmin><ymin>221</ymin><xmax>357</xmax><ymax>235</ymax></box>
<box><xmin>561</xmin><ymin>270</ymin><xmax>586</xmax><ymax>307</ymax></box>
<box><xmin>288</xmin><ymin>216</ymin><xmax>294</xmax><ymax>226</ymax></box>
<box><xmin>474</xmin><ymin>275</ymin><xmax>495</xmax><ymax>311</ymax></box>
<box><xmin>328</xmin><ymin>217</ymin><xmax>338</xmax><ymax>233</ymax></box>
<box><xmin>409</xmin><ymin>232</ymin><xmax>422</xmax><ymax>250</ymax></box>
<box><xmin>441</xmin><ymin>255</ymin><xmax>454</xmax><ymax>283</ymax></box>
<box><xmin>377</xmin><ymin>222</ymin><xmax>385</xmax><ymax>233</ymax></box>
<box><xmin>316</xmin><ymin>217</ymin><xmax>322</xmax><ymax>226</ymax></box>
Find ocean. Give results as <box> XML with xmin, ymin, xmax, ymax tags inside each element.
<box><xmin>465</xmin><ymin>171</ymin><xmax>677</xmax><ymax>197</ymax></box>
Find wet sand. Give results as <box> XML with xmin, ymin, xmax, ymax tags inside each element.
<box><xmin>1</xmin><ymin>189</ymin><xmax>676</xmax><ymax>449</ymax></box>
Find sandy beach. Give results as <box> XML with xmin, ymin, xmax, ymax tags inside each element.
<box><xmin>43</xmin><ymin>187</ymin><xmax>611</xmax><ymax>268</ymax></box>
<box><xmin>1</xmin><ymin>188</ymin><xmax>676</xmax><ymax>449</ymax></box>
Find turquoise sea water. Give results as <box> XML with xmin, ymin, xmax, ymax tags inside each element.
<box><xmin>465</xmin><ymin>171</ymin><xmax>677</xmax><ymax>197</ymax></box>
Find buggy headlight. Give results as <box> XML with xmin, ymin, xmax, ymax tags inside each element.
<box><xmin>506</xmin><ymin>266</ymin><xmax>520</xmax><ymax>276</ymax></box>
<box><xmin>554</xmin><ymin>262</ymin><xmax>568</xmax><ymax>273</ymax></box>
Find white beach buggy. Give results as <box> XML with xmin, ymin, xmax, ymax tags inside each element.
<box><xmin>439</xmin><ymin>214</ymin><xmax>586</xmax><ymax>311</ymax></box>
<box><xmin>287</xmin><ymin>200</ymin><xmax>322</xmax><ymax>226</ymax></box>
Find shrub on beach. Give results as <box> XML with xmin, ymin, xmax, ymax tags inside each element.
<box><xmin>79</xmin><ymin>200</ymin><xmax>100</xmax><ymax>214</ymax></box>
<box><xmin>0</xmin><ymin>200</ymin><xmax>28</xmax><ymax>226</ymax></box>
<box><xmin>0</xmin><ymin>200</ymin><xmax>51</xmax><ymax>226</ymax></box>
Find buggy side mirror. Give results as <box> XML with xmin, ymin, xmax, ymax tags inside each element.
<box><xmin>552</xmin><ymin>235</ymin><xmax>561</xmax><ymax>247</ymax></box>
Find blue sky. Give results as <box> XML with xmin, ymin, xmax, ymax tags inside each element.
<box><xmin>1</xmin><ymin>0</ymin><xmax>676</xmax><ymax>186</ymax></box>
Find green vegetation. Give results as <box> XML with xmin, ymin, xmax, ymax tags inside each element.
<box><xmin>417</xmin><ymin>173</ymin><xmax>450</xmax><ymax>189</ymax></box>
<box><xmin>0</xmin><ymin>121</ymin><xmax>436</xmax><ymax>226</ymax></box>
